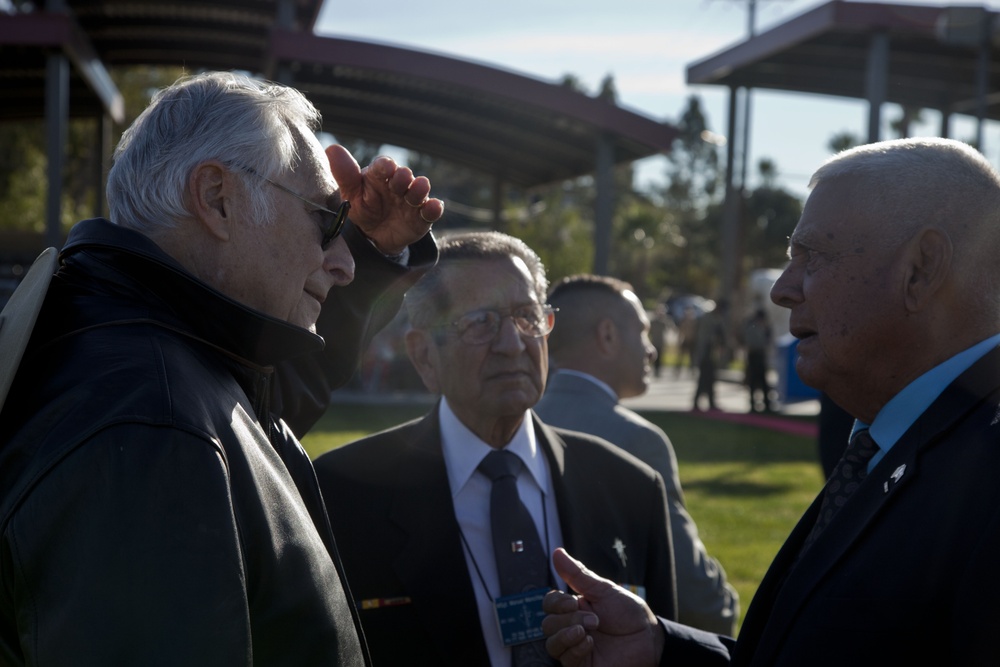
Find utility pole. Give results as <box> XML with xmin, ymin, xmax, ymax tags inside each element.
<box><xmin>715</xmin><ymin>0</ymin><xmax>761</xmax><ymax>324</ymax></box>
<box><xmin>741</xmin><ymin>0</ymin><xmax>756</xmax><ymax>195</ymax></box>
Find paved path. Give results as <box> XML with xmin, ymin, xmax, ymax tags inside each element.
<box><xmin>623</xmin><ymin>368</ymin><xmax>817</xmax><ymax>414</ymax></box>
<box><xmin>622</xmin><ymin>369</ymin><xmax>820</xmax><ymax>438</ymax></box>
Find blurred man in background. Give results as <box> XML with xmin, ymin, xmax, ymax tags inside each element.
<box><xmin>537</xmin><ymin>274</ymin><xmax>738</xmax><ymax>635</ymax></box>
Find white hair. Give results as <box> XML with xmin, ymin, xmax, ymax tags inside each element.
<box><xmin>107</xmin><ymin>71</ymin><xmax>322</xmax><ymax>233</ymax></box>
<box><xmin>404</xmin><ymin>231</ymin><xmax>549</xmax><ymax>330</ymax></box>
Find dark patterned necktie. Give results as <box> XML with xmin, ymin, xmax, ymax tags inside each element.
<box><xmin>478</xmin><ymin>449</ymin><xmax>555</xmax><ymax>667</ymax></box>
<box><xmin>801</xmin><ymin>429</ymin><xmax>880</xmax><ymax>554</ymax></box>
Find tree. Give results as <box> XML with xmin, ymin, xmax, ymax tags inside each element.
<box><xmin>742</xmin><ymin>159</ymin><xmax>802</xmax><ymax>270</ymax></box>
<box><xmin>0</xmin><ymin>65</ymin><xmax>185</xmax><ymax>235</ymax></box>
<box><xmin>658</xmin><ymin>95</ymin><xmax>725</xmax><ymax>297</ymax></box>
<box><xmin>508</xmin><ymin>184</ymin><xmax>594</xmax><ymax>281</ymax></box>
<box><xmin>828</xmin><ymin>131</ymin><xmax>860</xmax><ymax>154</ymax></box>
<box><xmin>596</xmin><ymin>74</ymin><xmax>618</xmax><ymax>103</ymax></box>
<box><xmin>757</xmin><ymin>158</ymin><xmax>777</xmax><ymax>188</ymax></box>
<box><xmin>890</xmin><ymin>106</ymin><xmax>924</xmax><ymax>139</ymax></box>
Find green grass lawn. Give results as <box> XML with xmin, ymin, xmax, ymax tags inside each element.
<box><xmin>303</xmin><ymin>404</ymin><xmax>826</xmax><ymax>634</ymax></box>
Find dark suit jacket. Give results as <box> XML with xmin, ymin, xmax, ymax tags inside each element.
<box><xmin>660</xmin><ymin>345</ymin><xmax>1000</xmax><ymax>666</ymax></box>
<box><xmin>314</xmin><ymin>407</ymin><xmax>677</xmax><ymax>666</ymax></box>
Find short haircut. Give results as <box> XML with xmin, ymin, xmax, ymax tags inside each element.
<box><xmin>107</xmin><ymin>71</ymin><xmax>322</xmax><ymax>234</ymax></box>
<box><xmin>404</xmin><ymin>231</ymin><xmax>548</xmax><ymax>329</ymax></box>
<box><xmin>811</xmin><ymin>137</ymin><xmax>1000</xmax><ymax>312</ymax></box>
<box><xmin>546</xmin><ymin>274</ymin><xmax>636</xmax><ymax>355</ymax></box>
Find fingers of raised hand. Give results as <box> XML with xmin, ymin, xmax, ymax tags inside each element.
<box><xmin>417</xmin><ymin>198</ymin><xmax>444</xmax><ymax>223</ymax></box>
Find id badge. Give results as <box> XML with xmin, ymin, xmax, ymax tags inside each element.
<box><xmin>493</xmin><ymin>588</ymin><xmax>548</xmax><ymax>646</ymax></box>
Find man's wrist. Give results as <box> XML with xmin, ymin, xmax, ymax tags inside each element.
<box><xmin>652</xmin><ymin>616</ymin><xmax>667</xmax><ymax>665</ymax></box>
<box><xmin>363</xmin><ymin>235</ymin><xmax>409</xmax><ymax>265</ymax></box>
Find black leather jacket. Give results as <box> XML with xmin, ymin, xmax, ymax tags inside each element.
<box><xmin>0</xmin><ymin>218</ymin><xmax>435</xmax><ymax>666</ymax></box>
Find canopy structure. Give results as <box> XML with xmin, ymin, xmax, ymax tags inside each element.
<box><xmin>0</xmin><ymin>0</ymin><xmax>678</xmax><ymax>273</ymax></box>
<box><xmin>684</xmin><ymin>0</ymin><xmax>1000</xmax><ymax>303</ymax></box>
<box><xmin>688</xmin><ymin>1</ymin><xmax>1000</xmax><ymax>142</ymax></box>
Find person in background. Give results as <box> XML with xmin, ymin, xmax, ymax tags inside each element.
<box><xmin>314</xmin><ymin>231</ymin><xmax>676</xmax><ymax>666</ymax></box>
<box><xmin>536</xmin><ymin>274</ymin><xmax>738</xmax><ymax>635</ymax></box>
<box><xmin>674</xmin><ymin>305</ymin><xmax>698</xmax><ymax>377</ymax></box>
<box><xmin>742</xmin><ymin>308</ymin><xmax>773</xmax><ymax>413</ymax></box>
<box><xmin>0</xmin><ymin>71</ymin><xmax>441</xmax><ymax>666</ymax></box>
<box><xmin>542</xmin><ymin>137</ymin><xmax>1000</xmax><ymax>666</ymax></box>
<box><xmin>648</xmin><ymin>304</ymin><xmax>670</xmax><ymax>378</ymax></box>
<box><xmin>692</xmin><ymin>301</ymin><xmax>727</xmax><ymax>411</ymax></box>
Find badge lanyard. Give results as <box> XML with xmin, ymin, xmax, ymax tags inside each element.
<box><xmin>458</xmin><ymin>485</ymin><xmax>553</xmax><ymax>647</ymax></box>
<box><xmin>457</xmin><ymin>485</ymin><xmax>553</xmax><ymax>600</ymax></box>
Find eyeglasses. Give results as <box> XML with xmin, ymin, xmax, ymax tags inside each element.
<box><xmin>238</xmin><ymin>166</ymin><xmax>350</xmax><ymax>249</ymax></box>
<box><xmin>437</xmin><ymin>304</ymin><xmax>557</xmax><ymax>345</ymax></box>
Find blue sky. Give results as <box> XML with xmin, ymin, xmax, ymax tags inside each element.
<box><xmin>317</xmin><ymin>0</ymin><xmax>1000</xmax><ymax>198</ymax></box>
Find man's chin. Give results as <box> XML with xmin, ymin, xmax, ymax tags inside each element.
<box><xmin>794</xmin><ymin>359</ymin><xmax>824</xmax><ymax>394</ymax></box>
<box><xmin>493</xmin><ymin>391</ymin><xmax>541</xmax><ymax>415</ymax></box>
<box><xmin>289</xmin><ymin>297</ymin><xmax>323</xmax><ymax>331</ymax></box>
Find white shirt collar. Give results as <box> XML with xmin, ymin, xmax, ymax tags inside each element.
<box><xmin>438</xmin><ymin>398</ymin><xmax>550</xmax><ymax>498</ymax></box>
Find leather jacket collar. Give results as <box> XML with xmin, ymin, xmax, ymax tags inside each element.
<box><xmin>52</xmin><ymin>218</ymin><xmax>324</xmax><ymax>370</ymax></box>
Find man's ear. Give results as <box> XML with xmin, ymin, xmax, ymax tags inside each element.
<box><xmin>595</xmin><ymin>317</ymin><xmax>618</xmax><ymax>357</ymax></box>
<box><xmin>188</xmin><ymin>161</ymin><xmax>234</xmax><ymax>241</ymax></box>
<box><xmin>903</xmin><ymin>227</ymin><xmax>951</xmax><ymax>312</ymax></box>
<box><xmin>405</xmin><ymin>328</ymin><xmax>441</xmax><ymax>394</ymax></box>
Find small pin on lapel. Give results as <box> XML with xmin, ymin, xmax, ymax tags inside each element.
<box><xmin>612</xmin><ymin>538</ymin><xmax>627</xmax><ymax>567</ymax></box>
<box><xmin>884</xmin><ymin>464</ymin><xmax>906</xmax><ymax>494</ymax></box>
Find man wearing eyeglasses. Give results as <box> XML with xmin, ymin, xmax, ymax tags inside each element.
<box><xmin>313</xmin><ymin>231</ymin><xmax>677</xmax><ymax>666</ymax></box>
<box><xmin>0</xmin><ymin>71</ymin><xmax>440</xmax><ymax>666</ymax></box>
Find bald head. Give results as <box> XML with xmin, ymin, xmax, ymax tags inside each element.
<box><xmin>771</xmin><ymin>137</ymin><xmax>1000</xmax><ymax>421</ymax></box>
<box><xmin>812</xmin><ymin>137</ymin><xmax>1000</xmax><ymax>319</ymax></box>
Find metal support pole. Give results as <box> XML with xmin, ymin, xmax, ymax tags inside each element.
<box><xmin>939</xmin><ymin>109</ymin><xmax>952</xmax><ymax>139</ymax></box>
<box><xmin>593</xmin><ymin>134</ymin><xmax>614</xmax><ymax>275</ymax></box>
<box><xmin>740</xmin><ymin>87</ymin><xmax>752</xmax><ymax>192</ymax></box>
<box><xmin>95</xmin><ymin>113</ymin><xmax>112</xmax><ymax>218</ymax></box>
<box><xmin>492</xmin><ymin>173</ymin><xmax>505</xmax><ymax>233</ymax></box>
<box><xmin>975</xmin><ymin>13</ymin><xmax>993</xmax><ymax>150</ymax></box>
<box><xmin>720</xmin><ymin>87</ymin><xmax>740</xmax><ymax>304</ymax></box>
<box><xmin>741</xmin><ymin>0</ymin><xmax>756</xmax><ymax>193</ymax></box>
<box><xmin>45</xmin><ymin>53</ymin><xmax>69</xmax><ymax>249</ymax></box>
<box><xmin>865</xmin><ymin>31</ymin><xmax>889</xmax><ymax>143</ymax></box>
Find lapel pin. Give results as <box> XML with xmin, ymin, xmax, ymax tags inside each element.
<box><xmin>884</xmin><ymin>464</ymin><xmax>906</xmax><ymax>494</ymax></box>
<box><xmin>613</xmin><ymin>537</ymin><xmax>627</xmax><ymax>567</ymax></box>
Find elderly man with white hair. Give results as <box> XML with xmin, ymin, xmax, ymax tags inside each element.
<box><xmin>0</xmin><ymin>71</ymin><xmax>441</xmax><ymax>666</ymax></box>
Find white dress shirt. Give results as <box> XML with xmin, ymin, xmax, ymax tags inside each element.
<box><xmin>439</xmin><ymin>398</ymin><xmax>566</xmax><ymax>667</ymax></box>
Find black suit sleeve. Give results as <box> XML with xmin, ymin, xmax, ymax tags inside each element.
<box><xmin>659</xmin><ymin>618</ymin><xmax>734</xmax><ymax>666</ymax></box>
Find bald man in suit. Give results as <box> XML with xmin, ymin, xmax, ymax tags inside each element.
<box><xmin>543</xmin><ymin>138</ymin><xmax>1000</xmax><ymax>667</ymax></box>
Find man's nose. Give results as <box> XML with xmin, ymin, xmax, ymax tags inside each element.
<box><xmin>770</xmin><ymin>264</ymin><xmax>801</xmax><ymax>309</ymax></box>
<box><xmin>324</xmin><ymin>235</ymin><xmax>355</xmax><ymax>287</ymax></box>
<box><xmin>491</xmin><ymin>314</ymin><xmax>528</xmax><ymax>353</ymax></box>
